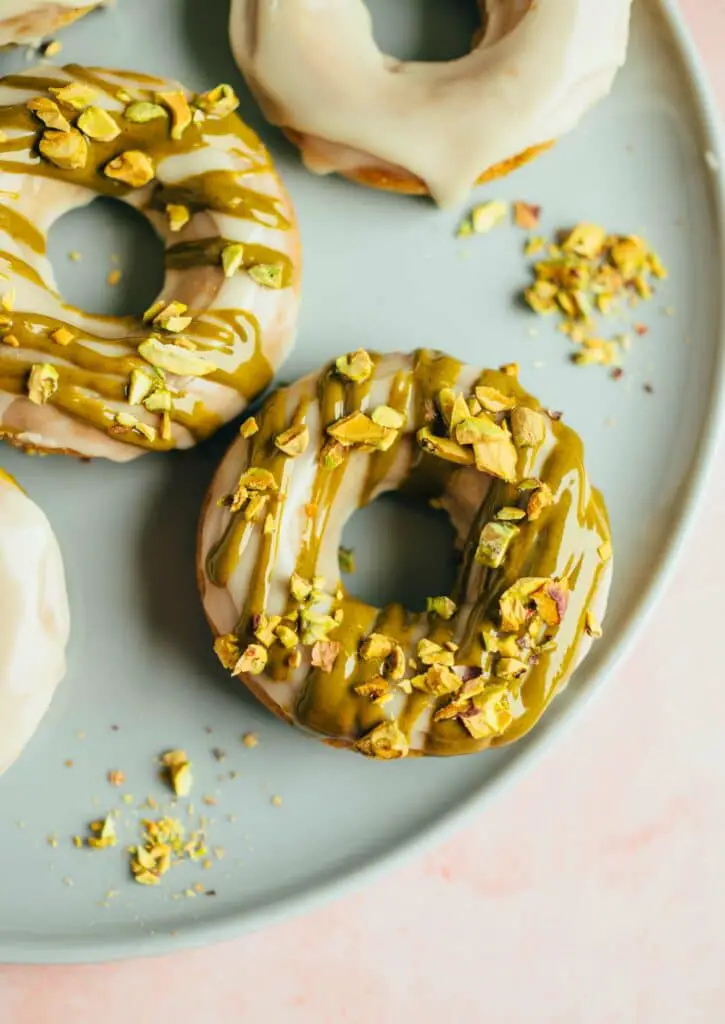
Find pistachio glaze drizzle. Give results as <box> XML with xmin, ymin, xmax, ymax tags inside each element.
<box><xmin>205</xmin><ymin>349</ymin><xmax>611</xmax><ymax>759</ymax></box>
<box><xmin>0</xmin><ymin>65</ymin><xmax>299</xmax><ymax>454</ymax></box>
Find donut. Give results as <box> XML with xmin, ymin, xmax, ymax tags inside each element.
<box><xmin>229</xmin><ymin>0</ymin><xmax>633</xmax><ymax>207</ymax></box>
<box><xmin>0</xmin><ymin>2</ymin><xmax>103</xmax><ymax>48</ymax></box>
<box><xmin>0</xmin><ymin>468</ymin><xmax>69</xmax><ymax>776</ymax></box>
<box><xmin>198</xmin><ymin>350</ymin><xmax>612</xmax><ymax>759</ymax></box>
<box><xmin>0</xmin><ymin>65</ymin><xmax>301</xmax><ymax>460</ymax></box>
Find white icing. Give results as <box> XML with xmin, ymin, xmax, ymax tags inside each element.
<box><xmin>0</xmin><ymin>473</ymin><xmax>69</xmax><ymax>776</ymax></box>
<box><xmin>0</xmin><ymin>65</ymin><xmax>300</xmax><ymax>460</ymax></box>
<box><xmin>0</xmin><ymin>1</ymin><xmax>102</xmax><ymax>47</ymax></box>
<box><xmin>230</xmin><ymin>0</ymin><xmax>633</xmax><ymax>206</ymax></box>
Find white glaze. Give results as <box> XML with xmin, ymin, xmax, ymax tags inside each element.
<box><xmin>0</xmin><ymin>471</ymin><xmax>69</xmax><ymax>776</ymax></box>
<box><xmin>0</xmin><ymin>65</ymin><xmax>300</xmax><ymax>460</ymax></box>
<box><xmin>0</xmin><ymin>1</ymin><xmax>103</xmax><ymax>47</ymax></box>
<box><xmin>230</xmin><ymin>0</ymin><xmax>633</xmax><ymax>207</ymax></box>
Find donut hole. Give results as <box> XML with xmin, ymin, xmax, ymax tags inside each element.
<box><xmin>339</xmin><ymin>491</ymin><xmax>458</xmax><ymax>613</ymax></box>
<box><xmin>47</xmin><ymin>197</ymin><xmax>165</xmax><ymax>318</ymax></box>
<box><xmin>364</xmin><ymin>0</ymin><xmax>480</xmax><ymax>62</ymax></box>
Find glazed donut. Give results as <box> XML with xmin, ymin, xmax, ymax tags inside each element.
<box><xmin>198</xmin><ymin>350</ymin><xmax>612</xmax><ymax>759</ymax></box>
<box><xmin>230</xmin><ymin>0</ymin><xmax>633</xmax><ymax>207</ymax></box>
<box><xmin>0</xmin><ymin>468</ymin><xmax>69</xmax><ymax>776</ymax></box>
<box><xmin>0</xmin><ymin>64</ymin><xmax>300</xmax><ymax>460</ymax></box>
<box><xmin>0</xmin><ymin>2</ymin><xmax>103</xmax><ymax>48</ymax></box>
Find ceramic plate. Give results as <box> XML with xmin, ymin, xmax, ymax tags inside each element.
<box><xmin>0</xmin><ymin>0</ymin><xmax>722</xmax><ymax>964</ymax></box>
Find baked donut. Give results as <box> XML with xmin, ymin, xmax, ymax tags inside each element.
<box><xmin>229</xmin><ymin>0</ymin><xmax>633</xmax><ymax>207</ymax></box>
<box><xmin>0</xmin><ymin>65</ymin><xmax>300</xmax><ymax>460</ymax></box>
<box><xmin>0</xmin><ymin>2</ymin><xmax>103</xmax><ymax>48</ymax></box>
<box><xmin>0</xmin><ymin>468</ymin><xmax>69</xmax><ymax>776</ymax></box>
<box><xmin>198</xmin><ymin>350</ymin><xmax>612</xmax><ymax>759</ymax></box>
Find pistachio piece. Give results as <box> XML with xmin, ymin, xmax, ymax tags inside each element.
<box><xmin>360</xmin><ymin>633</ymin><xmax>395</xmax><ymax>661</ymax></box>
<box><xmin>157</xmin><ymin>90</ymin><xmax>192</xmax><ymax>140</ymax></box>
<box><xmin>598</xmin><ymin>540</ymin><xmax>613</xmax><ymax>562</ymax></box>
<box><xmin>49</xmin><ymin>326</ymin><xmax>74</xmax><ymax>347</ymax></box>
<box><xmin>289</xmin><ymin>572</ymin><xmax>313</xmax><ymax>602</ymax></box>
<box><xmin>237</xmin><ymin>643</ymin><xmax>268</xmax><ymax>675</ymax></box>
<box><xmin>144</xmin><ymin>389</ymin><xmax>172</xmax><ymax>413</ymax></box>
<box><xmin>27</xmin><ymin>363</ymin><xmax>59</xmax><ymax>405</ymax></box>
<box><xmin>499</xmin><ymin>577</ymin><xmax>549</xmax><ymax>632</ymax></box>
<box><xmin>354</xmin><ymin>721</ymin><xmax>409</xmax><ymax>760</ymax></box>
<box><xmin>354</xmin><ymin>678</ymin><xmax>390</xmax><ymax>701</ymax></box>
<box><xmin>460</xmin><ymin>685</ymin><xmax>513</xmax><ymax>740</ymax></box>
<box><xmin>426</xmin><ymin>596</ymin><xmax>457</xmax><ymax>620</ymax></box>
<box><xmin>510</xmin><ymin>406</ymin><xmax>548</xmax><ymax>448</ymax></box>
<box><xmin>49</xmin><ymin>81</ymin><xmax>96</xmax><ymax>110</ymax></box>
<box><xmin>275</xmin><ymin>423</ymin><xmax>309</xmax><ymax>457</ymax></box>
<box><xmin>239</xmin><ymin>467</ymin><xmax>277</xmax><ymax>492</ymax></box>
<box><xmin>327</xmin><ymin>411</ymin><xmax>390</xmax><ymax>449</ymax></box>
<box><xmin>124</xmin><ymin>101</ymin><xmax>168</xmax><ymax>124</ymax></box>
<box><xmin>248</xmin><ymin>264</ymin><xmax>284</xmax><ymax>289</ymax></box>
<box><xmin>472</xmin><ymin>434</ymin><xmax>518</xmax><ymax>482</ymax></box>
<box><xmin>166</xmin><ymin>203</ymin><xmax>190</xmax><ymax>233</ymax></box>
<box><xmin>239</xmin><ymin>417</ymin><xmax>258</xmax><ymax>439</ymax></box>
<box><xmin>213</xmin><ymin>633</ymin><xmax>241</xmax><ymax>670</ymax></box>
<box><xmin>562</xmin><ymin>222</ymin><xmax>606</xmax><ymax>259</ymax></box>
<box><xmin>496</xmin><ymin>657</ymin><xmax>529</xmax><ymax>680</ymax></box>
<box><xmin>481</xmin><ymin>626</ymin><xmax>522</xmax><ymax>657</ymax></box>
<box><xmin>338</xmin><ymin>547</ymin><xmax>355</xmax><ymax>574</ymax></box>
<box><xmin>27</xmin><ymin>97</ymin><xmax>70</xmax><ymax>132</ymax></box>
<box><xmin>526</xmin><ymin>482</ymin><xmax>553</xmax><ymax>520</ymax></box>
<box><xmin>335</xmin><ymin>349</ymin><xmax>373</xmax><ymax>383</ymax></box>
<box><xmin>274</xmin><ymin>623</ymin><xmax>299</xmax><ymax>649</ymax></box>
<box><xmin>454</xmin><ymin>414</ymin><xmax>507</xmax><ymax>447</ymax></box>
<box><xmin>310</xmin><ymin>640</ymin><xmax>340</xmax><ymax>674</ymax></box>
<box><xmin>474</xmin><ymin>385</ymin><xmax>517</xmax><ymax>413</ymax></box>
<box><xmin>254</xmin><ymin>613</ymin><xmax>281</xmax><ymax>647</ymax></box>
<box><xmin>39</xmin><ymin>128</ymin><xmax>88</xmax><ymax>170</ymax></box>
<box><xmin>221</xmin><ymin>243</ymin><xmax>244</xmax><ymax>278</ymax></box>
<box><xmin>585</xmin><ymin>611</ymin><xmax>603</xmax><ymax>638</ymax></box>
<box><xmin>77</xmin><ymin>106</ymin><xmax>120</xmax><ymax>142</ymax></box>
<box><xmin>475</xmin><ymin>521</ymin><xmax>519</xmax><ymax>569</ymax></box>
<box><xmin>471</xmin><ymin>199</ymin><xmax>509</xmax><ymax>235</ymax></box>
<box><xmin>195</xmin><ymin>84</ymin><xmax>239</xmax><ymax>118</ymax></box>
<box><xmin>417</xmin><ymin>427</ymin><xmax>474</xmax><ymax>466</ymax></box>
<box><xmin>532</xmin><ymin>580</ymin><xmax>569</xmax><ymax>628</ymax></box>
<box><xmin>411</xmin><ymin>663</ymin><xmax>460</xmax><ymax>696</ymax></box>
<box><xmin>162</xmin><ymin>750</ymin><xmax>192</xmax><ymax>797</ymax></box>
<box><xmin>300</xmin><ymin>612</ymin><xmax>339</xmax><ymax>645</ymax></box>
<box><xmin>138</xmin><ymin>338</ymin><xmax>216</xmax><ymax>377</ymax></box>
<box><xmin>127</xmin><ymin>367</ymin><xmax>154</xmax><ymax>406</ymax></box>
<box><xmin>513</xmin><ymin>201</ymin><xmax>541</xmax><ymax>230</ymax></box>
<box><xmin>496</xmin><ymin>507</ymin><xmax>526</xmax><ymax>522</ymax></box>
<box><xmin>371</xmin><ymin>405</ymin><xmax>405</xmax><ymax>430</ymax></box>
<box><xmin>385</xmin><ymin>644</ymin><xmax>406</xmax><ymax>682</ymax></box>
<box><xmin>104</xmin><ymin>150</ymin><xmax>155</xmax><ymax>188</ymax></box>
<box><xmin>321</xmin><ymin>440</ymin><xmax>345</xmax><ymax>468</ymax></box>
<box><xmin>152</xmin><ymin>300</ymin><xmax>192</xmax><ymax>333</ymax></box>
<box><xmin>417</xmin><ymin>638</ymin><xmax>454</xmax><ymax>667</ymax></box>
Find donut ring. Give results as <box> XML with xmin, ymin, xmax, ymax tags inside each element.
<box><xmin>0</xmin><ymin>65</ymin><xmax>301</xmax><ymax>460</ymax></box>
<box><xmin>0</xmin><ymin>468</ymin><xmax>69</xmax><ymax>776</ymax></box>
<box><xmin>198</xmin><ymin>350</ymin><xmax>612</xmax><ymax>760</ymax></box>
<box><xmin>229</xmin><ymin>0</ymin><xmax>632</xmax><ymax>207</ymax></box>
<box><xmin>0</xmin><ymin>2</ymin><xmax>102</xmax><ymax>48</ymax></box>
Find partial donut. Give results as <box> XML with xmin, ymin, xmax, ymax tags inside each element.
<box><xmin>0</xmin><ymin>65</ymin><xmax>301</xmax><ymax>460</ymax></box>
<box><xmin>0</xmin><ymin>468</ymin><xmax>69</xmax><ymax>776</ymax></box>
<box><xmin>0</xmin><ymin>2</ymin><xmax>103</xmax><ymax>48</ymax></box>
<box><xmin>230</xmin><ymin>0</ymin><xmax>632</xmax><ymax>207</ymax></box>
<box><xmin>198</xmin><ymin>350</ymin><xmax>612</xmax><ymax>759</ymax></box>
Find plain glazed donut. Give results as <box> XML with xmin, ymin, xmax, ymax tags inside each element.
<box><xmin>0</xmin><ymin>65</ymin><xmax>300</xmax><ymax>460</ymax></box>
<box><xmin>198</xmin><ymin>350</ymin><xmax>612</xmax><ymax>759</ymax></box>
<box><xmin>0</xmin><ymin>2</ymin><xmax>102</xmax><ymax>48</ymax></box>
<box><xmin>0</xmin><ymin>468</ymin><xmax>69</xmax><ymax>776</ymax></box>
<box><xmin>229</xmin><ymin>0</ymin><xmax>633</xmax><ymax>207</ymax></box>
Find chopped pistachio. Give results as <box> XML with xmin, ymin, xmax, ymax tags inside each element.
<box><xmin>162</xmin><ymin>750</ymin><xmax>192</xmax><ymax>797</ymax></box>
<box><xmin>496</xmin><ymin>657</ymin><xmax>529</xmax><ymax>680</ymax></box>
<box><xmin>138</xmin><ymin>338</ymin><xmax>215</xmax><ymax>377</ymax></box>
<box><xmin>338</xmin><ymin>547</ymin><xmax>355</xmax><ymax>574</ymax></box>
<box><xmin>87</xmin><ymin>815</ymin><xmax>117</xmax><ymax>849</ymax></box>
<box><xmin>248</xmin><ymin>263</ymin><xmax>284</xmax><ymax>289</ymax></box>
<box><xmin>474</xmin><ymin>386</ymin><xmax>516</xmax><ymax>413</ymax></box>
<box><xmin>455</xmin><ymin>413</ymin><xmax>507</xmax><ymax>447</ymax></box>
<box><xmin>412</xmin><ymin>663</ymin><xmax>460</xmax><ymax>696</ymax></box>
<box><xmin>321</xmin><ymin>440</ymin><xmax>346</xmax><ymax>469</ymax></box>
<box><xmin>335</xmin><ymin>349</ymin><xmax>373</xmax><ymax>383</ymax></box>
<box><xmin>237</xmin><ymin>643</ymin><xmax>268</xmax><ymax>675</ymax></box>
<box><xmin>49</xmin><ymin>326</ymin><xmax>74</xmax><ymax>347</ymax></box>
<box><xmin>354</xmin><ymin>678</ymin><xmax>390</xmax><ymax>701</ymax></box>
<box><xmin>127</xmin><ymin>368</ymin><xmax>154</xmax><ymax>406</ymax></box>
<box><xmin>496</xmin><ymin>506</ymin><xmax>526</xmax><ymax>522</ymax></box>
<box><xmin>221</xmin><ymin>243</ymin><xmax>244</xmax><ymax>278</ymax></box>
<box><xmin>39</xmin><ymin>128</ymin><xmax>88</xmax><ymax>169</ymax></box>
<box><xmin>475</xmin><ymin>522</ymin><xmax>519</xmax><ymax>569</ymax></box>
<box><xmin>371</xmin><ymin>405</ymin><xmax>405</xmax><ymax>430</ymax></box>
<box><xmin>274</xmin><ymin>423</ymin><xmax>309</xmax><ymax>457</ymax></box>
<box><xmin>27</xmin><ymin>97</ymin><xmax>70</xmax><ymax>131</ymax></box>
<box><xmin>598</xmin><ymin>540</ymin><xmax>613</xmax><ymax>562</ymax></box>
<box><xmin>124</xmin><ymin>101</ymin><xmax>168</xmax><ymax>123</ymax></box>
<box><xmin>327</xmin><ymin>411</ymin><xmax>390</xmax><ymax>448</ymax></box>
<box><xmin>254</xmin><ymin>613</ymin><xmax>281</xmax><ymax>647</ymax></box>
<box><xmin>195</xmin><ymin>83</ymin><xmax>239</xmax><ymax>118</ymax></box>
<box><xmin>275</xmin><ymin>624</ymin><xmax>299</xmax><ymax>649</ymax></box>
<box><xmin>585</xmin><ymin>611</ymin><xmax>603</xmax><ymax>638</ymax></box>
<box><xmin>239</xmin><ymin>467</ymin><xmax>277</xmax><ymax>492</ymax></box>
<box><xmin>104</xmin><ymin>150</ymin><xmax>155</xmax><ymax>188</ymax></box>
<box><xmin>153</xmin><ymin>300</ymin><xmax>193</xmax><ymax>333</ymax></box>
<box><xmin>513</xmin><ymin>201</ymin><xmax>541</xmax><ymax>230</ymax></box>
<box><xmin>562</xmin><ymin>222</ymin><xmax>606</xmax><ymax>259</ymax></box>
<box><xmin>470</xmin><ymin>199</ymin><xmax>509</xmax><ymax>235</ymax></box>
<box><xmin>360</xmin><ymin>633</ymin><xmax>395</xmax><ymax>661</ymax></box>
<box><xmin>533</xmin><ymin>580</ymin><xmax>569</xmax><ymax>628</ymax></box>
<box><xmin>240</xmin><ymin>417</ymin><xmax>258</xmax><ymax>439</ymax></box>
<box><xmin>214</xmin><ymin>634</ymin><xmax>240</xmax><ymax>670</ymax></box>
<box><xmin>510</xmin><ymin>406</ymin><xmax>548</xmax><ymax>448</ymax></box>
<box><xmin>77</xmin><ymin>106</ymin><xmax>120</xmax><ymax>142</ymax></box>
<box><xmin>499</xmin><ymin>577</ymin><xmax>550</xmax><ymax>632</ymax></box>
<box><xmin>354</xmin><ymin>721</ymin><xmax>409</xmax><ymax>760</ymax></box>
<box><xmin>417</xmin><ymin>638</ymin><xmax>454</xmax><ymax>667</ymax></box>
<box><xmin>166</xmin><ymin>203</ymin><xmax>190</xmax><ymax>233</ymax></box>
<box><xmin>49</xmin><ymin>81</ymin><xmax>96</xmax><ymax>109</ymax></box>
<box><xmin>426</xmin><ymin>595</ymin><xmax>457</xmax><ymax>619</ymax></box>
<box><xmin>526</xmin><ymin>482</ymin><xmax>553</xmax><ymax>520</ymax></box>
<box><xmin>460</xmin><ymin>685</ymin><xmax>513</xmax><ymax>739</ymax></box>
<box><xmin>417</xmin><ymin>427</ymin><xmax>474</xmax><ymax>466</ymax></box>
<box><xmin>290</xmin><ymin>572</ymin><xmax>313</xmax><ymax>602</ymax></box>
<box><xmin>310</xmin><ymin>640</ymin><xmax>340</xmax><ymax>673</ymax></box>
<box><xmin>27</xmin><ymin>363</ymin><xmax>59</xmax><ymax>405</ymax></box>
<box><xmin>144</xmin><ymin>389</ymin><xmax>172</xmax><ymax>413</ymax></box>
<box><xmin>157</xmin><ymin>90</ymin><xmax>192</xmax><ymax>140</ymax></box>
<box><xmin>472</xmin><ymin>434</ymin><xmax>518</xmax><ymax>482</ymax></box>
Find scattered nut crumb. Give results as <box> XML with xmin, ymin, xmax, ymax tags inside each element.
<box><xmin>242</xmin><ymin>732</ymin><xmax>259</xmax><ymax>749</ymax></box>
<box><xmin>107</xmin><ymin>268</ymin><xmax>122</xmax><ymax>287</ymax></box>
<box><xmin>107</xmin><ymin>770</ymin><xmax>125</xmax><ymax>787</ymax></box>
<box><xmin>271</xmin><ymin>795</ymin><xmax>283</xmax><ymax>807</ymax></box>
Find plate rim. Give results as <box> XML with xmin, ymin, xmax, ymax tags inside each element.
<box><xmin>3</xmin><ymin>0</ymin><xmax>724</xmax><ymax>964</ymax></box>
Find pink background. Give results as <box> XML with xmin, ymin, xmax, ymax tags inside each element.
<box><xmin>2</xmin><ymin>2</ymin><xmax>724</xmax><ymax>1020</ymax></box>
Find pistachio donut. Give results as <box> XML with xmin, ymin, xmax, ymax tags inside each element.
<box><xmin>0</xmin><ymin>2</ymin><xmax>103</xmax><ymax>48</ymax></box>
<box><xmin>0</xmin><ymin>469</ymin><xmax>69</xmax><ymax>776</ymax></box>
<box><xmin>229</xmin><ymin>0</ymin><xmax>633</xmax><ymax>207</ymax></box>
<box><xmin>198</xmin><ymin>350</ymin><xmax>612</xmax><ymax>759</ymax></box>
<box><xmin>0</xmin><ymin>65</ymin><xmax>300</xmax><ymax>460</ymax></box>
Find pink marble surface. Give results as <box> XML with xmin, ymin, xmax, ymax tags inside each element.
<box><xmin>2</xmin><ymin>1</ymin><xmax>725</xmax><ymax>1020</ymax></box>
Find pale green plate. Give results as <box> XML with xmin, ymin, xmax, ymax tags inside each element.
<box><xmin>0</xmin><ymin>0</ymin><xmax>722</xmax><ymax>963</ymax></box>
